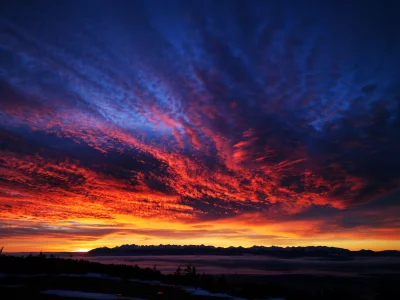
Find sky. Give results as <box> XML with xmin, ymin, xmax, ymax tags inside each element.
<box><xmin>0</xmin><ymin>0</ymin><xmax>399</xmax><ymax>252</ymax></box>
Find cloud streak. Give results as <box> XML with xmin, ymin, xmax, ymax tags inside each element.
<box><xmin>0</xmin><ymin>0</ymin><xmax>399</xmax><ymax>250</ymax></box>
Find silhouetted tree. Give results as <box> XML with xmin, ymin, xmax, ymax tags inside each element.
<box><xmin>174</xmin><ymin>266</ymin><xmax>182</xmax><ymax>276</ymax></box>
<box><xmin>183</xmin><ymin>264</ymin><xmax>196</xmax><ymax>276</ymax></box>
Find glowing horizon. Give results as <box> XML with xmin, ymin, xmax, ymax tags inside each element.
<box><xmin>1</xmin><ymin>0</ymin><xmax>399</xmax><ymax>252</ymax></box>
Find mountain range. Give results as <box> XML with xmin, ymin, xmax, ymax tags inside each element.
<box><xmin>88</xmin><ymin>244</ymin><xmax>400</xmax><ymax>258</ymax></box>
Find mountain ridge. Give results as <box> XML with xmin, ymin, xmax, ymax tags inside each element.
<box><xmin>88</xmin><ymin>244</ymin><xmax>400</xmax><ymax>258</ymax></box>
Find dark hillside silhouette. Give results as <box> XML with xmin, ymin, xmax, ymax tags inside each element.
<box><xmin>1</xmin><ymin>253</ymin><xmax>399</xmax><ymax>300</ymax></box>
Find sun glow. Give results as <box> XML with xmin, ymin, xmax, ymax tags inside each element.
<box><xmin>74</xmin><ymin>248</ymin><xmax>90</xmax><ymax>253</ymax></box>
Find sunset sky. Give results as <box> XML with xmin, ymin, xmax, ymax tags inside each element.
<box><xmin>1</xmin><ymin>0</ymin><xmax>399</xmax><ymax>252</ymax></box>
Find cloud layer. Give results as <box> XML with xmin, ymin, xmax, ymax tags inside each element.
<box><xmin>1</xmin><ymin>0</ymin><xmax>399</xmax><ymax>251</ymax></box>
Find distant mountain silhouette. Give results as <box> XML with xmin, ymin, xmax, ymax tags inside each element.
<box><xmin>88</xmin><ymin>244</ymin><xmax>400</xmax><ymax>258</ymax></box>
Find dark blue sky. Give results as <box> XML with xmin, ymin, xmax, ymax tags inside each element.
<box><xmin>0</xmin><ymin>0</ymin><xmax>399</xmax><ymax>250</ymax></box>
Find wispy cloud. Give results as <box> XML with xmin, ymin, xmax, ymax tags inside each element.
<box><xmin>0</xmin><ymin>0</ymin><xmax>399</xmax><ymax>250</ymax></box>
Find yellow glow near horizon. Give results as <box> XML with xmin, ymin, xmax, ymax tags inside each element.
<box><xmin>74</xmin><ymin>248</ymin><xmax>90</xmax><ymax>253</ymax></box>
<box><xmin>2</xmin><ymin>212</ymin><xmax>400</xmax><ymax>252</ymax></box>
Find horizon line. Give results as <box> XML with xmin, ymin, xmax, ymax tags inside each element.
<box><xmin>3</xmin><ymin>244</ymin><xmax>400</xmax><ymax>253</ymax></box>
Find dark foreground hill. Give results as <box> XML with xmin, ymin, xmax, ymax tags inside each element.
<box><xmin>1</xmin><ymin>254</ymin><xmax>399</xmax><ymax>300</ymax></box>
<box><xmin>88</xmin><ymin>244</ymin><xmax>400</xmax><ymax>258</ymax></box>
